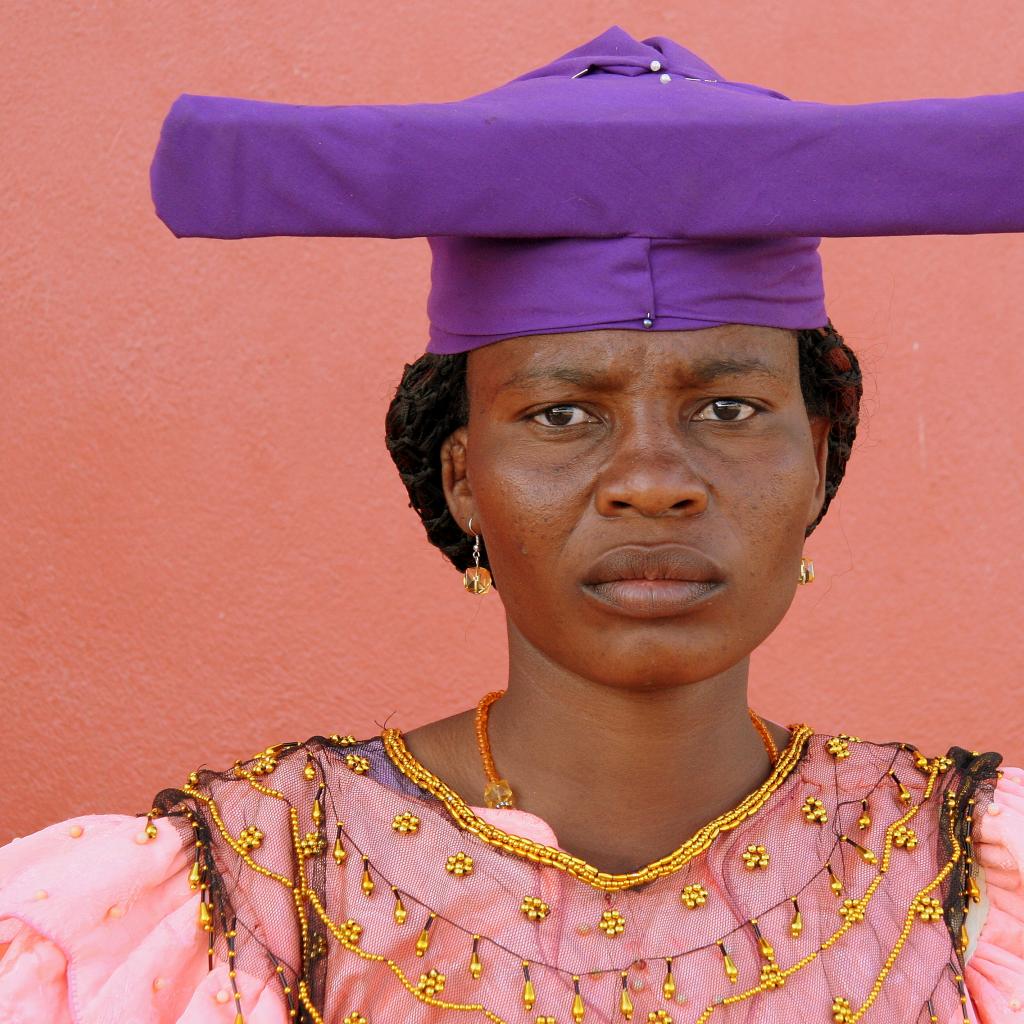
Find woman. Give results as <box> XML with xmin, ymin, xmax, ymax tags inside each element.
<box><xmin>1</xmin><ymin>25</ymin><xmax>1022</xmax><ymax>1024</ymax></box>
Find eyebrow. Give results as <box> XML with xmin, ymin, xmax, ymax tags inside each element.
<box><xmin>498</xmin><ymin>355</ymin><xmax>789</xmax><ymax>391</ymax></box>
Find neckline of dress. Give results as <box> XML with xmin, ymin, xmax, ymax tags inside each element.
<box><xmin>378</xmin><ymin>722</ymin><xmax>814</xmax><ymax>893</ymax></box>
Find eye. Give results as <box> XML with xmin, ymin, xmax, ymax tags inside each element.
<box><xmin>530</xmin><ymin>404</ymin><xmax>597</xmax><ymax>428</ymax></box>
<box><xmin>694</xmin><ymin>399</ymin><xmax>759</xmax><ymax>423</ymax></box>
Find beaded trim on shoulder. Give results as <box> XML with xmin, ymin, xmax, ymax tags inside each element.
<box><xmin>380</xmin><ymin>723</ymin><xmax>814</xmax><ymax>893</ymax></box>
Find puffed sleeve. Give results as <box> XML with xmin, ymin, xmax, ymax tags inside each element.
<box><xmin>964</xmin><ymin>766</ymin><xmax>1024</xmax><ymax>1022</ymax></box>
<box><xmin>0</xmin><ymin>812</ymin><xmax>286</xmax><ymax>1023</ymax></box>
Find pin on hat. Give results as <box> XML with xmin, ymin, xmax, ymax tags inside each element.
<box><xmin>151</xmin><ymin>25</ymin><xmax>1024</xmax><ymax>353</ymax></box>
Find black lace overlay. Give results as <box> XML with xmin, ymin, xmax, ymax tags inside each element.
<box><xmin>137</xmin><ymin>731</ymin><xmax>1006</xmax><ymax>1024</ymax></box>
<box><xmin>938</xmin><ymin>745</ymin><xmax>1003</xmax><ymax>971</ymax></box>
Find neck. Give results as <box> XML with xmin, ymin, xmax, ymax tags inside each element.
<box><xmin>476</xmin><ymin>627</ymin><xmax>788</xmax><ymax>874</ymax></box>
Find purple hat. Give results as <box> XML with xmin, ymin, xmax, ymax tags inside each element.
<box><xmin>150</xmin><ymin>25</ymin><xmax>1024</xmax><ymax>354</ymax></box>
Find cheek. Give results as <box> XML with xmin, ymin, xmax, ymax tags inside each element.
<box><xmin>468</xmin><ymin>448</ymin><xmax>585</xmax><ymax>578</ymax></box>
<box><xmin>720</xmin><ymin>443</ymin><xmax>818</xmax><ymax>578</ymax></box>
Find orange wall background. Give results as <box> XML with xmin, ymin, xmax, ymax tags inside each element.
<box><xmin>2</xmin><ymin>1</ymin><xmax>1022</xmax><ymax>845</ymax></box>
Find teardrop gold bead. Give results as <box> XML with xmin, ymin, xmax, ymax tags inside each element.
<box><xmin>620</xmin><ymin>982</ymin><xmax>634</xmax><ymax>1020</ymax></box>
<box><xmin>333</xmin><ymin>834</ymin><xmax>346</xmax><ymax>864</ymax></box>
<box><xmin>723</xmin><ymin>952</ymin><xmax>739</xmax><ymax>983</ymax></box>
<box><xmin>891</xmin><ymin>773</ymin><xmax>912</xmax><ymax>803</ymax></box>
<box><xmin>572</xmin><ymin>991</ymin><xmax>586</xmax><ymax>1023</ymax></box>
<box><xmin>858</xmin><ymin>799</ymin><xmax>871</xmax><ymax>830</ymax></box>
<box><xmin>758</xmin><ymin>935</ymin><xmax>775</xmax><ymax>961</ymax></box>
<box><xmin>967</xmin><ymin>875</ymin><xmax>981</xmax><ymax>902</ymax></box>
<box><xmin>522</xmin><ymin>978</ymin><xmax>536</xmax><ymax>1010</ymax></box>
<box><xmin>469</xmin><ymin>947</ymin><xmax>483</xmax><ymax>980</ymax></box>
<box><xmin>198</xmin><ymin>899</ymin><xmax>213</xmax><ymax>931</ymax></box>
<box><xmin>415</xmin><ymin>926</ymin><xmax>431</xmax><ymax>957</ymax></box>
<box><xmin>662</xmin><ymin>965</ymin><xmax>676</xmax><ymax>1001</ymax></box>
<box><xmin>188</xmin><ymin>860</ymin><xmax>202</xmax><ymax>889</ymax></box>
<box><xmin>393</xmin><ymin>891</ymin><xmax>407</xmax><ymax>925</ymax></box>
<box><xmin>829</xmin><ymin>866</ymin><xmax>843</xmax><ymax>895</ymax></box>
<box><xmin>960</xmin><ymin>923</ymin><xmax>970</xmax><ymax>953</ymax></box>
<box><xmin>791</xmin><ymin>907</ymin><xmax>803</xmax><ymax>937</ymax></box>
<box><xmin>312</xmin><ymin>796</ymin><xmax>323</xmax><ymax>826</ymax></box>
<box><xmin>361</xmin><ymin>863</ymin><xmax>374</xmax><ymax>897</ymax></box>
<box><xmin>303</xmin><ymin>761</ymin><xmax>316</xmax><ymax>781</ymax></box>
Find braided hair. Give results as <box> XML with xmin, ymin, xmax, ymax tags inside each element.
<box><xmin>385</xmin><ymin>322</ymin><xmax>863</xmax><ymax>578</ymax></box>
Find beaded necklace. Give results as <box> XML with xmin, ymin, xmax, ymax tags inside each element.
<box><xmin>474</xmin><ymin>689</ymin><xmax>780</xmax><ymax>810</ymax></box>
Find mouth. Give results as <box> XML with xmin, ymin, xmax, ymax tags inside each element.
<box><xmin>580</xmin><ymin>544</ymin><xmax>724</xmax><ymax>619</ymax></box>
<box><xmin>581</xmin><ymin>579</ymin><xmax>723</xmax><ymax>618</ymax></box>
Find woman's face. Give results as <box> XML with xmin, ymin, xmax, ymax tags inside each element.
<box><xmin>441</xmin><ymin>325</ymin><xmax>831</xmax><ymax>690</ymax></box>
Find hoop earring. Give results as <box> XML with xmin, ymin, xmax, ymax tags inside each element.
<box><xmin>463</xmin><ymin>515</ymin><xmax>493</xmax><ymax>595</ymax></box>
<box><xmin>798</xmin><ymin>556</ymin><xmax>815</xmax><ymax>586</ymax></box>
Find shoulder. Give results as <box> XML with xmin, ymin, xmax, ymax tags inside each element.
<box><xmin>0</xmin><ymin>811</ymin><xmax>208</xmax><ymax>1020</ymax></box>
<box><xmin>0</xmin><ymin>730</ymin><xmax>373</xmax><ymax>1023</ymax></box>
<box><xmin>965</xmin><ymin>764</ymin><xmax>1024</xmax><ymax>1016</ymax></box>
<box><xmin>151</xmin><ymin>731</ymin><xmax>387</xmax><ymax>819</ymax></box>
<box><xmin>799</xmin><ymin>732</ymin><xmax>1023</xmax><ymax>1014</ymax></box>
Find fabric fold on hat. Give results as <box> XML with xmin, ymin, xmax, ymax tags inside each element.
<box><xmin>150</xmin><ymin>24</ymin><xmax>1024</xmax><ymax>353</ymax></box>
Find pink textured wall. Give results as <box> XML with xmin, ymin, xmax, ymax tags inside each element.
<box><xmin>2</xmin><ymin>2</ymin><xmax>1022</xmax><ymax>845</ymax></box>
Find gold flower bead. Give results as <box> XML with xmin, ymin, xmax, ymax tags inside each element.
<box><xmin>309</xmin><ymin>934</ymin><xmax>328</xmax><ymax>959</ymax></box>
<box><xmin>446</xmin><ymin>852</ymin><xmax>475</xmax><ymax>877</ymax></box>
<box><xmin>913</xmin><ymin>896</ymin><xmax>944</xmax><ymax>922</ymax></box>
<box><xmin>680</xmin><ymin>883</ymin><xmax>709</xmax><ymax>908</ymax></box>
<box><xmin>598</xmin><ymin>908</ymin><xmax>626</xmax><ymax>937</ymax></box>
<box><xmin>343</xmin><ymin>1014</ymin><xmax>368</xmax><ymax>1024</ymax></box>
<box><xmin>648</xmin><ymin>1012</ymin><xmax>674</xmax><ymax>1024</ymax></box>
<box><xmin>392</xmin><ymin>812</ymin><xmax>421</xmax><ymax>835</ymax></box>
<box><xmin>331</xmin><ymin>734</ymin><xmax>357</xmax><ymax>746</ymax></box>
<box><xmin>930</xmin><ymin>755</ymin><xmax>954</xmax><ymax>773</ymax></box>
<box><xmin>520</xmin><ymin>896</ymin><xmax>550</xmax><ymax>922</ymax></box>
<box><xmin>338</xmin><ymin>918</ymin><xmax>363</xmax><ymax>945</ymax></box>
<box><xmin>760</xmin><ymin>962</ymin><xmax>785</xmax><ymax>989</ymax></box>
<box><xmin>800</xmin><ymin>796</ymin><xmax>828</xmax><ymax>824</ymax></box>
<box><xmin>838</xmin><ymin>898</ymin><xmax>865</xmax><ymax>923</ymax></box>
<box><xmin>345</xmin><ymin>753</ymin><xmax>371</xmax><ymax>775</ymax></box>
<box><xmin>417</xmin><ymin>969</ymin><xmax>446</xmax><ymax>996</ymax></box>
<box><xmin>741</xmin><ymin>844</ymin><xmax>770</xmax><ymax>870</ymax></box>
<box><xmin>825</xmin><ymin>737</ymin><xmax>851</xmax><ymax>760</ymax></box>
<box><xmin>251</xmin><ymin>750</ymin><xmax>278</xmax><ymax>775</ymax></box>
<box><xmin>299</xmin><ymin>832</ymin><xmax>326</xmax><ymax>857</ymax></box>
<box><xmin>893</xmin><ymin>825</ymin><xmax>919</xmax><ymax>849</ymax></box>
<box><xmin>239</xmin><ymin>825</ymin><xmax>264</xmax><ymax>851</ymax></box>
<box><xmin>831</xmin><ymin>996</ymin><xmax>855</xmax><ymax>1023</ymax></box>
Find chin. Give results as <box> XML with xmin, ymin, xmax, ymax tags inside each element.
<box><xmin>550</xmin><ymin>629</ymin><xmax>751</xmax><ymax>690</ymax></box>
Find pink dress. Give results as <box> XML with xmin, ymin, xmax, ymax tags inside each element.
<box><xmin>0</xmin><ymin>728</ymin><xmax>1021</xmax><ymax>1023</ymax></box>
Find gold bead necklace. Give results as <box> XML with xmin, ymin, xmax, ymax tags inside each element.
<box><xmin>474</xmin><ymin>690</ymin><xmax>780</xmax><ymax>809</ymax></box>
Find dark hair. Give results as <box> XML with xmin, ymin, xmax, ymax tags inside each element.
<box><xmin>385</xmin><ymin>322</ymin><xmax>863</xmax><ymax>576</ymax></box>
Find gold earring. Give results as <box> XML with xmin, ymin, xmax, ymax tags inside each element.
<box><xmin>463</xmin><ymin>516</ymin><xmax>493</xmax><ymax>595</ymax></box>
<box><xmin>798</xmin><ymin>557</ymin><xmax>815</xmax><ymax>585</ymax></box>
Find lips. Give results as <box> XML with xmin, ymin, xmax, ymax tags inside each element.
<box><xmin>580</xmin><ymin>544</ymin><xmax>724</xmax><ymax>619</ymax></box>
<box><xmin>582</xmin><ymin>544</ymin><xmax>723</xmax><ymax>586</ymax></box>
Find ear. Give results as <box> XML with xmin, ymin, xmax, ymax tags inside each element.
<box><xmin>807</xmin><ymin>416</ymin><xmax>831</xmax><ymax>528</ymax></box>
<box><xmin>440</xmin><ymin>425</ymin><xmax>474</xmax><ymax>533</ymax></box>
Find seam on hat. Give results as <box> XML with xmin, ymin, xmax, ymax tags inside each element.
<box><xmin>644</xmin><ymin>236</ymin><xmax>657</xmax><ymax>324</ymax></box>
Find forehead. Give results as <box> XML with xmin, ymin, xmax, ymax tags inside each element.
<box><xmin>466</xmin><ymin>325</ymin><xmax>800</xmax><ymax>397</ymax></box>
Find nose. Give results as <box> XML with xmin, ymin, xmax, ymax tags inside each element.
<box><xmin>593</xmin><ymin>417</ymin><xmax>710</xmax><ymax>518</ymax></box>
